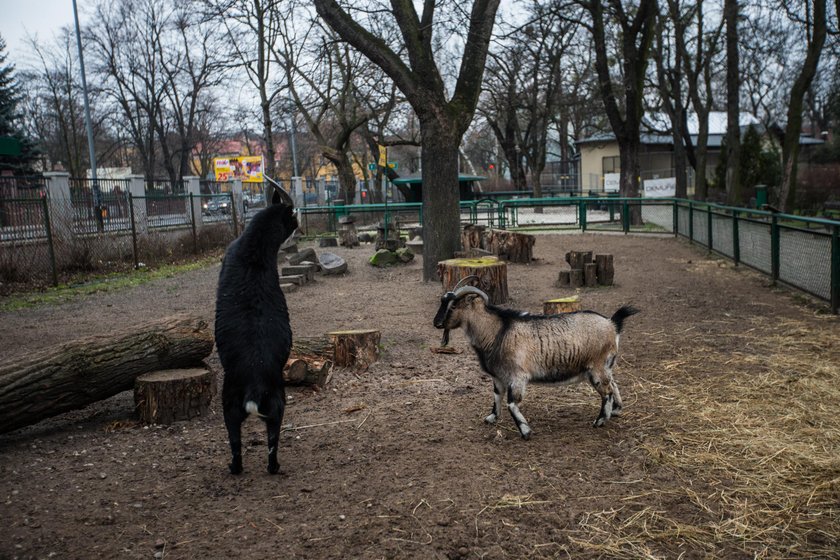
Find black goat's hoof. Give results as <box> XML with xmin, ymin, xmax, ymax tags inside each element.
<box><xmin>268</xmin><ymin>462</ymin><xmax>279</xmax><ymax>475</ymax></box>
<box><xmin>229</xmin><ymin>460</ymin><xmax>243</xmax><ymax>475</ymax></box>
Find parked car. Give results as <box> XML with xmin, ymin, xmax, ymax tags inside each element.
<box><xmin>203</xmin><ymin>198</ymin><xmax>231</xmax><ymax>216</ymax></box>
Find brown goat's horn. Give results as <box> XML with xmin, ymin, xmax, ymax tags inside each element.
<box><xmin>452</xmin><ymin>286</ymin><xmax>489</xmax><ymax>303</ymax></box>
<box><xmin>452</xmin><ymin>275</ymin><xmax>480</xmax><ymax>291</ymax></box>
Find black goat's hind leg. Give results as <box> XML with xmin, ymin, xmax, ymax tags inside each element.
<box><xmin>224</xmin><ymin>406</ymin><xmax>247</xmax><ymax>475</ymax></box>
<box><xmin>265</xmin><ymin>416</ymin><xmax>281</xmax><ymax>475</ymax></box>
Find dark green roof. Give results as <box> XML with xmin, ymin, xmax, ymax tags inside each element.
<box><xmin>391</xmin><ymin>174</ymin><xmax>487</xmax><ymax>186</ymax></box>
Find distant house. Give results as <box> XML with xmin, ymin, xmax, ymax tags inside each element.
<box><xmin>575</xmin><ymin>112</ymin><xmax>824</xmax><ymax>195</ymax></box>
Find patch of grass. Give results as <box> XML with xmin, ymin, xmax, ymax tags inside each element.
<box><xmin>0</xmin><ymin>255</ymin><xmax>221</xmax><ymax>312</ymax></box>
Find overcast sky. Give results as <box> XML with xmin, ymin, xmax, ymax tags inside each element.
<box><xmin>0</xmin><ymin>1</ymin><xmax>87</xmax><ymax>68</ymax></box>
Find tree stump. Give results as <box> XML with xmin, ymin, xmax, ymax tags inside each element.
<box><xmin>328</xmin><ymin>329</ymin><xmax>381</xmax><ymax>369</ymax></box>
<box><xmin>565</xmin><ymin>250</ymin><xmax>593</xmax><ymax>270</ymax></box>
<box><xmin>134</xmin><ymin>368</ymin><xmax>215</xmax><ymax>425</ymax></box>
<box><xmin>557</xmin><ymin>269</ymin><xmax>584</xmax><ymax>288</ymax></box>
<box><xmin>284</xmin><ymin>358</ymin><xmax>333</xmax><ymax>387</ymax></box>
<box><xmin>0</xmin><ymin>315</ymin><xmax>214</xmax><ymax>434</ymax></box>
<box><xmin>595</xmin><ymin>254</ymin><xmax>615</xmax><ymax>286</ymax></box>
<box><xmin>543</xmin><ymin>296</ymin><xmax>582</xmax><ymax>315</ymax></box>
<box><xmin>584</xmin><ymin>263</ymin><xmax>598</xmax><ymax>287</ymax></box>
<box><xmin>338</xmin><ymin>223</ymin><xmax>359</xmax><ymax>247</ymax></box>
<box><xmin>461</xmin><ymin>225</ymin><xmax>535</xmax><ymax>263</ymax></box>
<box><xmin>437</xmin><ymin>256</ymin><xmax>509</xmax><ymax>304</ymax></box>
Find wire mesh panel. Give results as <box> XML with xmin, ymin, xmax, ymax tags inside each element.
<box><xmin>677</xmin><ymin>204</ymin><xmax>691</xmax><ymax>237</ymax></box>
<box><xmin>639</xmin><ymin>201</ymin><xmax>674</xmax><ymax>233</ymax></box>
<box><xmin>691</xmin><ymin>206</ymin><xmax>709</xmax><ymax>247</ymax></box>
<box><xmin>711</xmin><ymin>211</ymin><xmax>734</xmax><ymax>258</ymax></box>
<box><xmin>69</xmin><ymin>178</ymin><xmax>132</xmax><ymax>233</ymax></box>
<box><xmin>144</xmin><ymin>195</ymin><xmax>191</xmax><ymax>229</ymax></box>
<box><xmin>778</xmin><ymin>226</ymin><xmax>832</xmax><ymax>300</ymax></box>
<box><xmin>738</xmin><ymin>218</ymin><xmax>772</xmax><ymax>274</ymax></box>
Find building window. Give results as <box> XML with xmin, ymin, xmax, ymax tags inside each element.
<box><xmin>602</xmin><ymin>156</ymin><xmax>620</xmax><ymax>174</ymax></box>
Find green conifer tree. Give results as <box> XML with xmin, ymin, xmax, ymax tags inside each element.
<box><xmin>0</xmin><ymin>35</ymin><xmax>39</xmax><ymax>173</ymax></box>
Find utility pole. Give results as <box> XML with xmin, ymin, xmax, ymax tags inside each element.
<box><xmin>73</xmin><ymin>0</ymin><xmax>103</xmax><ymax>231</ymax></box>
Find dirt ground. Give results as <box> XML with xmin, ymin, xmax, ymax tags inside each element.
<box><xmin>1</xmin><ymin>232</ymin><xmax>839</xmax><ymax>559</ymax></box>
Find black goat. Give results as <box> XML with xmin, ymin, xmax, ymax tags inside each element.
<box><xmin>215</xmin><ymin>192</ymin><xmax>297</xmax><ymax>475</ymax></box>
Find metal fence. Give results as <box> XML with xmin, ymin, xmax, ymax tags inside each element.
<box><xmin>2</xmin><ymin>176</ymin><xmax>838</xmax><ymax>313</ymax></box>
<box><xmin>0</xmin><ymin>178</ymin><xmax>238</xmax><ymax>290</ymax></box>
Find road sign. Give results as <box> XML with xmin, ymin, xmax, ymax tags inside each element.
<box><xmin>387</xmin><ymin>162</ymin><xmax>398</xmax><ymax>170</ymax></box>
<box><xmin>368</xmin><ymin>163</ymin><xmax>376</xmax><ymax>171</ymax></box>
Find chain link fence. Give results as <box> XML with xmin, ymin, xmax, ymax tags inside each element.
<box><xmin>0</xmin><ymin>176</ymin><xmax>237</xmax><ymax>293</ymax></box>
<box><xmin>2</xmin><ymin>177</ymin><xmax>838</xmax><ymax>313</ymax></box>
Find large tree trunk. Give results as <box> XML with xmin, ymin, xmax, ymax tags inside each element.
<box><xmin>421</xmin><ymin>120</ymin><xmax>462</xmax><ymax>281</ymax></box>
<box><xmin>0</xmin><ymin>315</ymin><xmax>214</xmax><ymax>434</ymax></box>
<box><xmin>331</xmin><ymin>152</ymin><xmax>358</xmax><ymax>205</ymax></box>
<box><xmin>724</xmin><ymin>0</ymin><xmax>742</xmax><ymax>205</ymax></box>
<box><xmin>619</xmin><ymin>141</ymin><xmax>643</xmax><ymax>224</ymax></box>
<box><xmin>778</xmin><ymin>0</ymin><xmax>827</xmax><ymax>212</ymax></box>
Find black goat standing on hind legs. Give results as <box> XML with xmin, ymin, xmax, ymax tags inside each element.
<box><xmin>215</xmin><ymin>186</ymin><xmax>298</xmax><ymax>475</ymax></box>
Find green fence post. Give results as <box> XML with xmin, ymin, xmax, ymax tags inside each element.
<box><xmin>41</xmin><ymin>195</ymin><xmax>58</xmax><ymax>287</ymax></box>
<box><xmin>230</xmin><ymin>192</ymin><xmax>239</xmax><ymax>237</ymax></box>
<box><xmin>688</xmin><ymin>201</ymin><xmax>694</xmax><ymax>244</ymax></box>
<box><xmin>190</xmin><ymin>192</ymin><xmax>197</xmax><ymax>253</ymax></box>
<box><xmin>579</xmin><ymin>200</ymin><xmax>587</xmax><ymax>232</ymax></box>
<box><xmin>831</xmin><ymin>225</ymin><xmax>839</xmax><ymax>314</ymax></box>
<box><xmin>129</xmin><ymin>192</ymin><xmax>139</xmax><ymax>270</ymax></box>
<box><xmin>707</xmin><ymin>204</ymin><xmax>713</xmax><ymax>253</ymax></box>
<box><xmin>771</xmin><ymin>215</ymin><xmax>780</xmax><ymax>285</ymax></box>
<box><xmin>623</xmin><ymin>199</ymin><xmax>630</xmax><ymax>234</ymax></box>
<box><xmin>732</xmin><ymin>209</ymin><xmax>740</xmax><ymax>265</ymax></box>
<box><xmin>673</xmin><ymin>200</ymin><xmax>679</xmax><ymax>236</ymax></box>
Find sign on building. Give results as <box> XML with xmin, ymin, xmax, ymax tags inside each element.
<box><xmin>214</xmin><ymin>156</ymin><xmax>264</xmax><ymax>182</ymax></box>
<box><xmin>643</xmin><ymin>177</ymin><xmax>677</xmax><ymax>198</ymax></box>
<box><xmin>604</xmin><ymin>173</ymin><xmax>621</xmax><ymax>193</ymax></box>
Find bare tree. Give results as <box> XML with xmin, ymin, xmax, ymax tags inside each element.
<box><xmin>723</xmin><ymin>0</ymin><xmax>742</xmax><ymax>204</ymax></box>
<box><xmin>581</xmin><ymin>0</ymin><xmax>659</xmax><ymax>210</ymax></box>
<box><xmin>314</xmin><ymin>0</ymin><xmax>501</xmax><ymax>281</ymax></box>
<box><xmin>777</xmin><ymin>0</ymin><xmax>828</xmax><ymax>211</ymax></box>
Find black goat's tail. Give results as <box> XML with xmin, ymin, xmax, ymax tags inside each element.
<box><xmin>611</xmin><ymin>305</ymin><xmax>640</xmax><ymax>334</ymax></box>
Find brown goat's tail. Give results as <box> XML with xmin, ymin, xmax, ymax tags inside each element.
<box><xmin>611</xmin><ymin>305</ymin><xmax>640</xmax><ymax>334</ymax></box>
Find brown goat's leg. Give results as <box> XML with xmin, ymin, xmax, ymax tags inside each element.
<box><xmin>609</xmin><ymin>378</ymin><xmax>623</xmax><ymax>416</ymax></box>
<box><xmin>589</xmin><ymin>369</ymin><xmax>615</xmax><ymax>427</ymax></box>
<box><xmin>485</xmin><ymin>378</ymin><xmax>504</xmax><ymax>424</ymax></box>
<box><xmin>506</xmin><ymin>382</ymin><xmax>532</xmax><ymax>440</ymax></box>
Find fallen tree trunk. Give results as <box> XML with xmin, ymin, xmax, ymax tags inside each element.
<box><xmin>0</xmin><ymin>315</ymin><xmax>214</xmax><ymax>434</ymax></box>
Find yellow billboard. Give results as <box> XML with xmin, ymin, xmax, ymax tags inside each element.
<box><xmin>214</xmin><ymin>156</ymin><xmax>264</xmax><ymax>182</ymax></box>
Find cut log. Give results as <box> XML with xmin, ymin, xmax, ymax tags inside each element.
<box><xmin>543</xmin><ymin>296</ymin><xmax>582</xmax><ymax>315</ymax></box>
<box><xmin>565</xmin><ymin>250</ymin><xmax>593</xmax><ymax>271</ymax></box>
<box><xmin>328</xmin><ymin>329</ymin><xmax>381</xmax><ymax>369</ymax></box>
<box><xmin>595</xmin><ymin>254</ymin><xmax>615</xmax><ymax>286</ymax></box>
<box><xmin>319</xmin><ymin>237</ymin><xmax>338</xmax><ymax>247</ymax></box>
<box><xmin>569</xmin><ymin>269</ymin><xmax>584</xmax><ymax>287</ymax></box>
<box><xmin>461</xmin><ymin>225</ymin><xmax>535</xmax><ymax>263</ymax></box>
<box><xmin>0</xmin><ymin>315</ymin><xmax>214</xmax><ymax>434</ymax></box>
<box><xmin>284</xmin><ymin>358</ymin><xmax>333</xmax><ymax>387</ymax></box>
<box><xmin>437</xmin><ymin>256</ymin><xmax>509</xmax><ymax>304</ymax></box>
<box><xmin>134</xmin><ymin>368</ymin><xmax>215</xmax><ymax>425</ymax></box>
<box><xmin>584</xmin><ymin>263</ymin><xmax>598</xmax><ymax>287</ymax></box>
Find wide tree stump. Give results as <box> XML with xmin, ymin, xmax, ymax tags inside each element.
<box><xmin>461</xmin><ymin>225</ymin><xmax>535</xmax><ymax>263</ymax></box>
<box><xmin>134</xmin><ymin>368</ymin><xmax>215</xmax><ymax>425</ymax></box>
<box><xmin>339</xmin><ymin>223</ymin><xmax>360</xmax><ymax>247</ymax></box>
<box><xmin>0</xmin><ymin>315</ymin><xmax>214</xmax><ymax>434</ymax></box>
<box><xmin>328</xmin><ymin>329</ymin><xmax>381</xmax><ymax>368</ymax></box>
<box><xmin>543</xmin><ymin>296</ymin><xmax>582</xmax><ymax>315</ymax></box>
<box><xmin>565</xmin><ymin>250</ymin><xmax>593</xmax><ymax>271</ymax></box>
<box><xmin>437</xmin><ymin>256</ymin><xmax>509</xmax><ymax>304</ymax></box>
<box><xmin>557</xmin><ymin>269</ymin><xmax>584</xmax><ymax>288</ymax></box>
<box><xmin>595</xmin><ymin>254</ymin><xmax>615</xmax><ymax>286</ymax></box>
